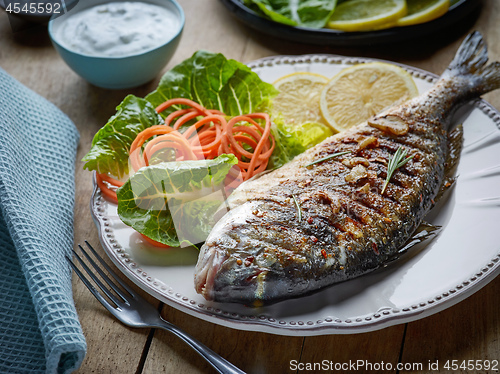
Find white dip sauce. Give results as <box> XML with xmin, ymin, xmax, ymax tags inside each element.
<box><xmin>56</xmin><ymin>2</ymin><xmax>180</xmax><ymax>57</ymax></box>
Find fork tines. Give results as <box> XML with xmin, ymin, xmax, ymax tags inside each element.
<box><xmin>66</xmin><ymin>241</ymin><xmax>134</xmax><ymax>307</ymax></box>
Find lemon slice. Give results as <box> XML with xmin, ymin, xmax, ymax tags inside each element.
<box><xmin>320</xmin><ymin>62</ymin><xmax>418</xmax><ymax>132</ymax></box>
<box><xmin>272</xmin><ymin>72</ymin><xmax>329</xmax><ymax>126</ymax></box>
<box><xmin>397</xmin><ymin>0</ymin><xmax>450</xmax><ymax>26</ymax></box>
<box><xmin>327</xmin><ymin>0</ymin><xmax>407</xmax><ymax>32</ymax></box>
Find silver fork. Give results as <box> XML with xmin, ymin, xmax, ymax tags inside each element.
<box><xmin>67</xmin><ymin>241</ymin><xmax>246</xmax><ymax>374</ymax></box>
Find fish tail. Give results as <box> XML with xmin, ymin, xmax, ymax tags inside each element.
<box><xmin>444</xmin><ymin>31</ymin><xmax>500</xmax><ymax>95</ymax></box>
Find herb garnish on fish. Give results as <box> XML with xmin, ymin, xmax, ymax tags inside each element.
<box><xmin>292</xmin><ymin>194</ymin><xmax>302</xmax><ymax>222</ymax></box>
<box><xmin>381</xmin><ymin>147</ymin><xmax>415</xmax><ymax>195</ymax></box>
<box><xmin>304</xmin><ymin>151</ymin><xmax>351</xmax><ymax>167</ymax></box>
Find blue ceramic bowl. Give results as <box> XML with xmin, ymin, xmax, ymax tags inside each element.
<box><xmin>48</xmin><ymin>0</ymin><xmax>184</xmax><ymax>89</ymax></box>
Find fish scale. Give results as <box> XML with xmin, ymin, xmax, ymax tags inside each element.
<box><xmin>195</xmin><ymin>32</ymin><xmax>500</xmax><ymax>305</ymax></box>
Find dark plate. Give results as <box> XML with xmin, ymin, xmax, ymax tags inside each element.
<box><xmin>219</xmin><ymin>0</ymin><xmax>481</xmax><ymax>46</ymax></box>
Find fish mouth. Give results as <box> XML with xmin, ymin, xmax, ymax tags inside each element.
<box><xmin>194</xmin><ymin>247</ymin><xmax>227</xmax><ymax>300</ymax></box>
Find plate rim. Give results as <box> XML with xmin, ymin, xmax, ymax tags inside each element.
<box><xmin>91</xmin><ymin>53</ymin><xmax>500</xmax><ymax>336</ymax></box>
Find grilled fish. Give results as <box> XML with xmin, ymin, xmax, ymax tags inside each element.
<box><xmin>194</xmin><ymin>32</ymin><xmax>500</xmax><ymax>305</ymax></box>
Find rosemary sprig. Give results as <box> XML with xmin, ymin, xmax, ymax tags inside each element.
<box><xmin>381</xmin><ymin>147</ymin><xmax>414</xmax><ymax>195</ymax></box>
<box><xmin>304</xmin><ymin>151</ymin><xmax>351</xmax><ymax>167</ymax></box>
<box><xmin>292</xmin><ymin>194</ymin><xmax>302</xmax><ymax>222</ymax></box>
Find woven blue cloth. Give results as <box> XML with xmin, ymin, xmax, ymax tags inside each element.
<box><xmin>0</xmin><ymin>67</ymin><xmax>86</xmax><ymax>373</ymax></box>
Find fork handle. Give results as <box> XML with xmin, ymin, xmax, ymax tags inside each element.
<box><xmin>155</xmin><ymin>317</ymin><xmax>246</xmax><ymax>374</ymax></box>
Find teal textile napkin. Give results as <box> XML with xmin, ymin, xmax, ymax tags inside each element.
<box><xmin>0</xmin><ymin>67</ymin><xmax>86</xmax><ymax>373</ymax></box>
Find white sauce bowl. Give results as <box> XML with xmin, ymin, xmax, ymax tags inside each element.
<box><xmin>49</xmin><ymin>0</ymin><xmax>184</xmax><ymax>89</ymax></box>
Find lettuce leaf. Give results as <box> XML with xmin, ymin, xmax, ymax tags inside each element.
<box><xmin>269</xmin><ymin>119</ymin><xmax>334</xmax><ymax>169</ymax></box>
<box><xmin>146</xmin><ymin>50</ymin><xmax>278</xmax><ymax>117</ymax></box>
<box><xmin>116</xmin><ymin>154</ymin><xmax>238</xmax><ymax>247</ymax></box>
<box><xmin>82</xmin><ymin>51</ymin><xmax>278</xmax><ymax>177</ymax></box>
<box><xmin>82</xmin><ymin>95</ymin><xmax>162</xmax><ymax>178</ymax></box>
<box><xmin>245</xmin><ymin>0</ymin><xmax>338</xmax><ymax>29</ymax></box>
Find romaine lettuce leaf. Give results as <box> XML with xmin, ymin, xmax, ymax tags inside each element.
<box><xmin>82</xmin><ymin>51</ymin><xmax>278</xmax><ymax>177</ymax></box>
<box><xmin>146</xmin><ymin>50</ymin><xmax>279</xmax><ymax>117</ymax></box>
<box><xmin>116</xmin><ymin>154</ymin><xmax>238</xmax><ymax>247</ymax></box>
<box><xmin>245</xmin><ymin>0</ymin><xmax>338</xmax><ymax>29</ymax></box>
<box><xmin>82</xmin><ymin>95</ymin><xmax>162</xmax><ymax>178</ymax></box>
<box><xmin>269</xmin><ymin>119</ymin><xmax>334</xmax><ymax>169</ymax></box>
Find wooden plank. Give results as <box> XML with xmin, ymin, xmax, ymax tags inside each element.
<box><xmin>143</xmin><ymin>306</ymin><xmax>304</xmax><ymax>374</ymax></box>
<box><xmin>72</xmin><ymin>217</ymin><xmax>161</xmax><ymax>373</ymax></box>
<box><xmin>70</xmin><ymin>266</ymin><xmax>153</xmax><ymax>373</ymax></box>
<box><xmin>400</xmin><ymin>277</ymin><xmax>500</xmax><ymax>373</ymax></box>
<box><xmin>154</xmin><ymin>0</ymin><xmax>251</xmax><ymax>68</ymax></box>
<box><xmin>300</xmin><ymin>325</ymin><xmax>406</xmax><ymax>372</ymax></box>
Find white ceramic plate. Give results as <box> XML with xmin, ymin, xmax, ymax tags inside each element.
<box><xmin>91</xmin><ymin>54</ymin><xmax>500</xmax><ymax>336</ymax></box>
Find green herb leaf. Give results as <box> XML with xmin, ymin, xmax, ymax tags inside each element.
<box><xmin>82</xmin><ymin>95</ymin><xmax>162</xmax><ymax>178</ymax></box>
<box><xmin>116</xmin><ymin>154</ymin><xmax>238</xmax><ymax>247</ymax></box>
<box><xmin>245</xmin><ymin>0</ymin><xmax>338</xmax><ymax>29</ymax></box>
<box><xmin>304</xmin><ymin>151</ymin><xmax>351</xmax><ymax>167</ymax></box>
<box><xmin>381</xmin><ymin>147</ymin><xmax>414</xmax><ymax>195</ymax></box>
<box><xmin>292</xmin><ymin>194</ymin><xmax>302</xmax><ymax>222</ymax></box>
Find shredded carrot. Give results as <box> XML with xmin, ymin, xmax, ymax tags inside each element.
<box><xmin>143</xmin><ymin>131</ymin><xmax>198</xmax><ymax>164</ymax></box>
<box><xmin>164</xmin><ymin>108</ymin><xmax>193</xmax><ymax>126</ymax></box>
<box><xmin>183</xmin><ymin>115</ymin><xmax>225</xmax><ymax>159</ymax></box>
<box><xmin>220</xmin><ymin>113</ymin><xmax>275</xmax><ymax>180</ymax></box>
<box><xmin>172</xmin><ymin>110</ymin><xmax>203</xmax><ymax>130</ymax></box>
<box><xmin>128</xmin><ymin>100</ymin><xmax>275</xmax><ymax>183</ymax></box>
<box><xmin>156</xmin><ymin>98</ymin><xmax>212</xmax><ymax>117</ymax></box>
<box><xmin>129</xmin><ymin>125</ymin><xmax>177</xmax><ymax>171</ymax></box>
<box><xmin>127</xmin><ymin>100</ymin><xmax>229</xmax><ymax>171</ymax></box>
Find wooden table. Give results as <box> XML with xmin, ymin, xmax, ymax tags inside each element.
<box><xmin>1</xmin><ymin>1</ymin><xmax>499</xmax><ymax>372</ymax></box>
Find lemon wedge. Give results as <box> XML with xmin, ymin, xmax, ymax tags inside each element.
<box><xmin>327</xmin><ymin>0</ymin><xmax>407</xmax><ymax>32</ymax></box>
<box><xmin>272</xmin><ymin>72</ymin><xmax>329</xmax><ymax>126</ymax></box>
<box><xmin>320</xmin><ymin>62</ymin><xmax>418</xmax><ymax>132</ymax></box>
<box><xmin>397</xmin><ymin>0</ymin><xmax>450</xmax><ymax>26</ymax></box>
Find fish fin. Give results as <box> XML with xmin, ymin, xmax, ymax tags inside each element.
<box><xmin>432</xmin><ymin>176</ymin><xmax>456</xmax><ymax>209</ymax></box>
<box><xmin>384</xmin><ymin>222</ymin><xmax>441</xmax><ymax>266</ymax></box>
<box><xmin>432</xmin><ymin>124</ymin><xmax>463</xmax><ymax>205</ymax></box>
<box><xmin>445</xmin><ymin>31</ymin><xmax>500</xmax><ymax>95</ymax></box>
<box><xmin>399</xmin><ymin>221</ymin><xmax>441</xmax><ymax>255</ymax></box>
<box><xmin>434</xmin><ymin>176</ymin><xmax>456</xmax><ymax>205</ymax></box>
<box><xmin>446</xmin><ymin>124</ymin><xmax>463</xmax><ymax>173</ymax></box>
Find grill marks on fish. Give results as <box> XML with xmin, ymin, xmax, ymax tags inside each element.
<box><xmin>195</xmin><ymin>32</ymin><xmax>500</xmax><ymax>305</ymax></box>
<box><xmin>306</xmin><ymin>134</ymin><xmax>430</xmax><ymax>206</ymax></box>
<box><xmin>226</xmin><ymin>122</ymin><xmax>441</xmax><ymax>264</ymax></box>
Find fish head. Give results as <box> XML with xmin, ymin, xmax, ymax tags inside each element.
<box><xmin>194</xmin><ymin>201</ymin><xmax>297</xmax><ymax>306</ymax></box>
